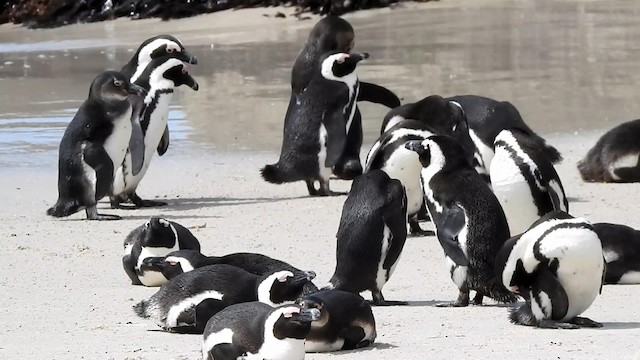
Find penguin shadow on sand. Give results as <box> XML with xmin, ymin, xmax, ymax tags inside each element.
<box><xmin>322</xmin><ymin>342</ymin><xmax>398</xmax><ymax>356</ymax></box>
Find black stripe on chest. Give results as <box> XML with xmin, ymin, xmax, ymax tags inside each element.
<box><xmin>141</xmin><ymin>89</ymin><xmax>174</xmax><ymax>134</ymax></box>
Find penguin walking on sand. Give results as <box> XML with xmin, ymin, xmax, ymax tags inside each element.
<box><xmin>490</xmin><ymin>129</ymin><xmax>569</xmax><ymax>235</ymax></box>
<box><xmin>202</xmin><ymin>302</ymin><xmax>320</xmax><ymax>360</ymax></box>
<box><xmin>405</xmin><ymin>136</ymin><xmax>517</xmax><ymax>306</ymax></box>
<box><xmin>494</xmin><ymin>211</ymin><xmax>605</xmax><ymax>329</ymax></box>
<box><xmin>593</xmin><ymin>222</ymin><xmax>640</xmax><ymax>284</ymax></box>
<box><xmin>282</xmin><ymin>16</ymin><xmax>400</xmax><ymax>182</ymax></box>
<box><xmin>141</xmin><ymin>249</ymin><xmax>319</xmax><ymax>293</ymax></box>
<box><xmin>296</xmin><ymin>289</ymin><xmax>376</xmax><ymax>352</ymax></box>
<box><xmin>366</xmin><ymin>96</ymin><xmax>476</xmax><ymax>235</ymax></box>
<box><xmin>47</xmin><ymin>71</ymin><xmax>147</xmax><ymax>220</ymax></box>
<box><xmin>261</xmin><ymin>51</ymin><xmax>369</xmax><ymax>196</ymax></box>
<box><xmin>111</xmin><ymin>34</ymin><xmax>198</xmax><ymax>208</ymax></box>
<box><xmin>122</xmin><ymin>217</ymin><xmax>201</xmax><ymax>286</ymax></box>
<box><xmin>578</xmin><ymin>119</ymin><xmax>640</xmax><ymax>182</ymax></box>
<box><xmin>110</xmin><ymin>56</ymin><xmax>199</xmax><ymax>209</ymax></box>
<box><xmin>326</xmin><ymin>170</ymin><xmax>408</xmax><ymax>305</ymax></box>
<box><xmin>134</xmin><ymin>265</ymin><xmax>315</xmax><ymax>334</ymax></box>
<box><xmin>446</xmin><ymin>95</ymin><xmax>562</xmax><ymax>181</ymax></box>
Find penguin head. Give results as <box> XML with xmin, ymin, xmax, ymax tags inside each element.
<box><xmin>139</xmin><ymin>217</ymin><xmax>179</xmax><ymax>248</ymax></box>
<box><xmin>494</xmin><ymin>234</ymin><xmax>530</xmax><ymax>294</ymax></box>
<box><xmin>89</xmin><ymin>71</ymin><xmax>147</xmax><ymax>103</ymax></box>
<box><xmin>142</xmin><ymin>57</ymin><xmax>200</xmax><ymax>91</ymax></box>
<box><xmin>271</xmin><ymin>305</ymin><xmax>321</xmax><ymax>340</ymax></box>
<box><xmin>140</xmin><ymin>250</ymin><xmax>201</xmax><ymax>280</ymax></box>
<box><xmin>404</xmin><ymin>135</ymin><xmax>471</xmax><ymax>171</ymax></box>
<box><xmin>257</xmin><ymin>270</ymin><xmax>317</xmax><ymax>307</ymax></box>
<box><xmin>308</xmin><ymin>16</ymin><xmax>355</xmax><ymax>54</ymax></box>
<box><xmin>295</xmin><ymin>295</ymin><xmax>329</xmax><ymax>328</ymax></box>
<box><xmin>134</xmin><ymin>34</ymin><xmax>198</xmax><ymax>67</ymax></box>
<box><xmin>320</xmin><ymin>51</ymin><xmax>369</xmax><ymax>82</ymax></box>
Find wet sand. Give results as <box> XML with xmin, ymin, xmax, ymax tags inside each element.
<box><xmin>2</xmin><ymin>0</ymin><xmax>640</xmax><ymax>359</ymax></box>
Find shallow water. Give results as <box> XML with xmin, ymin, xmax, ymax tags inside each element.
<box><xmin>1</xmin><ymin>0</ymin><xmax>640</xmax><ymax>166</ymax></box>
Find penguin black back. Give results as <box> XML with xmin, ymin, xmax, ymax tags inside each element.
<box><xmin>593</xmin><ymin>222</ymin><xmax>640</xmax><ymax>284</ymax></box>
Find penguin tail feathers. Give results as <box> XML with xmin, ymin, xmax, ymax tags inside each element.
<box><xmin>133</xmin><ymin>299</ymin><xmax>151</xmax><ymax>318</ymax></box>
<box><xmin>260</xmin><ymin>164</ymin><xmax>290</xmax><ymax>184</ymax></box>
<box><xmin>46</xmin><ymin>200</ymin><xmax>81</xmax><ymax>218</ymax></box>
<box><xmin>541</xmin><ymin>143</ymin><xmax>563</xmax><ymax>164</ymax></box>
<box><xmin>509</xmin><ymin>303</ymin><xmax>538</xmax><ymax>326</ymax></box>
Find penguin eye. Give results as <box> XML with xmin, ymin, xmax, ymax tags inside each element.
<box><xmin>113</xmin><ymin>80</ymin><xmax>123</xmax><ymax>87</ymax></box>
<box><xmin>166</xmin><ymin>47</ymin><xmax>174</xmax><ymax>53</ymax></box>
<box><xmin>181</xmin><ymin>67</ymin><xmax>188</xmax><ymax>74</ymax></box>
<box><xmin>452</xmin><ymin>124</ymin><xmax>457</xmax><ymax>132</ymax></box>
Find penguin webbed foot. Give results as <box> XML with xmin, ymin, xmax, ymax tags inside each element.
<box><xmin>85</xmin><ymin>207</ymin><xmax>121</xmax><ymax>221</ymax></box>
<box><xmin>566</xmin><ymin>316</ymin><xmax>603</xmax><ymax>328</ymax></box>
<box><xmin>536</xmin><ymin>319</ymin><xmax>580</xmax><ymax>330</ymax></box>
<box><xmin>408</xmin><ymin>218</ymin><xmax>434</xmax><ymax>236</ymax></box>
<box><xmin>436</xmin><ymin>289</ymin><xmax>470</xmax><ymax>307</ymax></box>
<box><xmin>306</xmin><ymin>179</ymin><xmax>346</xmax><ymax>197</ymax></box>
<box><xmin>130</xmin><ymin>193</ymin><xmax>168</xmax><ymax>208</ymax></box>
<box><xmin>370</xmin><ymin>290</ymin><xmax>407</xmax><ymax>306</ymax></box>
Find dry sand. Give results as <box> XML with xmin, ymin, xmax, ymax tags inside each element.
<box><xmin>2</xmin><ymin>2</ymin><xmax>640</xmax><ymax>360</ymax></box>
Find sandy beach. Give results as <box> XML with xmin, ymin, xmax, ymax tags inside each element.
<box><xmin>2</xmin><ymin>0</ymin><xmax>640</xmax><ymax>359</ymax></box>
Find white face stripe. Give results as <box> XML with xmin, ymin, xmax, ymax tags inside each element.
<box><xmin>165</xmin><ymin>256</ymin><xmax>195</xmax><ymax>273</ymax></box>
<box><xmin>131</xmin><ymin>38</ymin><xmax>182</xmax><ymax>82</ymax></box>
<box><xmin>384</xmin><ymin>115</ymin><xmax>406</xmax><ymax>133</ymax></box>
<box><xmin>202</xmin><ymin>328</ymin><xmax>234</xmax><ymax>359</ymax></box>
<box><xmin>419</xmin><ymin>139</ymin><xmax>446</xmax><ymax>214</ymax></box>
<box><xmin>320</xmin><ymin>53</ymin><xmax>359</xmax><ymax>89</ymax></box>
<box><xmin>165</xmin><ymin>290</ymin><xmax>223</xmax><ymax>328</ymax></box>
<box><xmin>257</xmin><ymin>271</ymin><xmax>294</xmax><ymax>306</ymax></box>
<box><xmin>245</xmin><ymin>307</ymin><xmax>305</xmax><ymax>360</ymax></box>
<box><xmin>144</xmin><ymin>59</ymin><xmax>184</xmax><ymax>103</ymax></box>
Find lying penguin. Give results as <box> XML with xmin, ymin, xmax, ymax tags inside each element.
<box><xmin>578</xmin><ymin>119</ymin><xmax>640</xmax><ymax>182</ymax></box>
<box><xmin>490</xmin><ymin>129</ymin><xmax>569</xmax><ymax>235</ymax></box>
<box><xmin>495</xmin><ymin>211</ymin><xmax>605</xmax><ymax>329</ymax></box>
<box><xmin>122</xmin><ymin>217</ymin><xmax>201</xmax><ymax>286</ymax></box>
<box><xmin>297</xmin><ymin>289</ymin><xmax>376</xmax><ymax>352</ymax></box>
<box><xmin>134</xmin><ymin>265</ymin><xmax>315</xmax><ymax>334</ymax></box>
<box><xmin>202</xmin><ymin>302</ymin><xmax>320</xmax><ymax>360</ymax></box>
<box><xmin>326</xmin><ymin>170</ymin><xmax>408</xmax><ymax>306</ymax></box>
<box><xmin>46</xmin><ymin>71</ymin><xmax>147</xmax><ymax>220</ymax></box>
<box><xmin>593</xmin><ymin>222</ymin><xmax>640</xmax><ymax>284</ymax></box>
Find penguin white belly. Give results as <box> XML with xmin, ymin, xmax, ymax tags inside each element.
<box><xmin>376</xmin><ymin>225</ymin><xmax>393</xmax><ymax>288</ymax></box>
<box><xmin>618</xmin><ymin>271</ymin><xmax>640</xmax><ymax>284</ymax></box>
<box><xmin>491</xmin><ymin>156</ymin><xmax>539</xmax><ymax>235</ymax></box>
<box><xmin>103</xmin><ymin>107</ymin><xmax>133</xmax><ymax>173</ymax></box>
<box><xmin>166</xmin><ymin>290</ymin><xmax>224</xmax><ymax>328</ymax></box>
<box><xmin>305</xmin><ymin>338</ymin><xmax>345</xmax><ymax>352</ymax></box>
<box><xmin>608</xmin><ymin>153</ymin><xmax>640</xmax><ymax>180</ymax></box>
<box><xmin>80</xmin><ymin>144</ymin><xmax>97</xmax><ymax>202</ymax></box>
<box><xmin>136</xmin><ymin>243</ymin><xmax>179</xmax><ymax>286</ymax></box>
<box><xmin>468</xmin><ymin>129</ymin><xmax>494</xmax><ymax>172</ymax></box>
<box><xmin>318</xmin><ymin>124</ymin><xmax>332</xmax><ymax>181</ymax></box>
<box><xmin>247</xmin><ymin>338</ymin><xmax>305</xmax><ymax>360</ymax></box>
<box><xmin>381</xmin><ymin>148</ymin><xmax>424</xmax><ymax>216</ymax></box>
<box><xmin>446</xmin><ymin>257</ymin><xmax>468</xmax><ymax>290</ymax></box>
<box><xmin>202</xmin><ymin>328</ymin><xmax>234</xmax><ymax>360</ymax></box>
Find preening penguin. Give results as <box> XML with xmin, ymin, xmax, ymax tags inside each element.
<box><xmin>326</xmin><ymin>170</ymin><xmax>408</xmax><ymax>306</ymax></box>
<box><xmin>405</xmin><ymin>136</ymin><xmax>517</xmax><ymax>306</ymax></box>
<box><xmin>140</xmin><ymin>249</ymin><xmax>319</xmax><ymax>293</ymax></box>
<box><xmin>261</xmin><ymin>52</ymin><xmax>369</xmax><ymax>196</ymax></box>
<box><xmin>202</xmin><ymin>302</ymin><xmax>320</xmax><ymax>360</ymax></box>
<box><xmin>490</xmin><ymin>129</ymin><xmax>569</xmax><ymax>235</ymax></box>
<box><xmin>297</xmin><ymin>289</ymin><xmax>376</xmax><ymax>352</ymax></box>
<box><xmin>133</xmin><ymin>265</ymin><xmax>315</xmax><ymax>334</ymax></box>
<box><xmin>110</xmin><ymin>56</ymin><xmax>199</xmax><ymax>209</ymax></box>
<box><xmin>495</xmin><ymin>211</ymin><xmax>605</xmax><ymax>329</ymax></box>
<box><xmin>593</xmin><ymin>222</ymin><xmax>640</xmax><ymax>284</ymax></box>
<box><xmin>578</xmin><ymin>119</ymin><xmax>640</xmax><ymax>182</ymax></box>
<box><xmin>122</xmin><ymin>217</ymin><xmax>201</xmax><ymax>286</ymax></box>
<box><xmin>46</xmin><ymin>71</ymin><xmax>147</xmax><ymax>220</ymax></box>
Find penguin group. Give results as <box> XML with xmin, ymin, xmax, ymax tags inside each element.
<box><xmin>45</xmin><ymin>14</ymin><xmax>640</xmax><ymax>360</ymax></box>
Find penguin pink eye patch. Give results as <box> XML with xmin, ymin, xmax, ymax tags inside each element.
<box><xmin>336</xmin><ymin>54</ymin><xmax>350</xmax><ymax>64</ymax></box>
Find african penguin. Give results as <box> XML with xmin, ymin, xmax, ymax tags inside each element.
<box><xmin>296</xmin><ymin>289</ymin><xmax>376</xmax><ymax>352</ymax></box>
<box><xmin>593</xmin><ymin>222</ymin><xmax>640</xmax><ymax>284</ymax></box>
<box><xmin>202</xmin><ymin>302</ymin><xmax>320</xmax><ymax>360</ymax></box>
<box><xmin>326</xmin><ymin>170</ymin><xmax>408</xmax><ymax>306</ymax></box>
<box><xmin>112</xmin><ymin>34</ymin><xmax>199</xmax><ymax>208</ymax></box>
<box><xmin>446</xmin><ymin>95</ymin><xmax>562</xmax><ymax>181</ymax></box>
<box><xmin>133</xmin><ymin>265</ymin><xmax>315</xmax><ymax>334</ymax></box>
<box><xmin>110</xmin><ymin>56</ymin><xmax>199</xmax><ymax>209</ymax></box>
<box><xmin>405</xmin><ymin>136</ymin><xmax>517</xmax><ymax>306</ymax></box>
<box><xmin>261</xmin><ymin>51</ymin><xmax>368</xmax><ymax>196</ymax></box>
<box><xmin>122</xmin><ymin>217</ymin><xmax>201</xmax><ymax>286</ymax></box>
<box><xmin>140</xmin><ymin>249</ymin><xmax>319</xmax><ymax>293</ymax></box>
<box><xmin>46</xmin><ymin>71</ymin><xmax>147</xmax><ymax>221</ymax></box>
<box><xmin>490</xmin><ymin>129</ymin><xmax>569</xmax><ymax>235</ymax></box>
<box><xmin>494</xmin><ymin>211</ymin><xmax>605</xmax><ymax>329</ymax></box>
<box><xmin>578</xmin><ymin>119</ymin><xmax>640</xmax><ymax>182</ymax></box>
<box><xmin>289</xmin><ymin>16</ymin><xmax>400</xmax><ymax>180</ymax></box>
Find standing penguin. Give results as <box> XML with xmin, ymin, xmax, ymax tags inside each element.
<box><xmin>202</xmin><ymin>302</ymin><xmax>320</xmax><ymax>360</ymax></box>
<box><xmin>494</xmin><ymin>211</ymin><xmax>605</xmax><ymax>329</ymax></box>
<box><xmin>490</xmin><ymin>129</ymin><xmax>569</xmax><ymax>235</ymax></box>
<box><xmin>446</xmin><ymin>95</ymin><xmax>562</xmax><ymax>179</ymax></box>
<box><xmin>285</xmin><ymin>16</ymin><xmax>400</xmax><ymax>181</ymax></box>
<box><xmin>296</xmin><ymin>289</ymin><xmax>376</xmax><ymax>352</ymax></box>
<box><xmin>405</xmin><ymin>136</ymin><xmax>517</xmax><ymax>306</ymax></box>
<box><xmin>122</xmin><ymin>217</ymin><xmax>201</xmax><ymax>286</ymax></box>
<box><xmin>261</xmin><ymin>51</ymin><xmax>368</xmax><ymax>196</ymax></box>
<box><xmin>134</xmin><ymin>265</ymin><xmax>315</xmax><ymax>333</ymax></box>
<box><xmin>577</xmin><ymin>119</ymin><xmax>640</xmax><ymax>182</ymax></box>
<box><xmin>140</xmin><ymin>249</ymin><xmax>319</xmax><ymax>293</ymax></box>
<box><xmin>110</xmin><ymin>57</ymin><xmax>199</xmax><ymax>209</ymax></box>
<box><xmin>326</xmin><ymin>170</ymin><xmax>408</xmax><ymax>305</ymax></box>
<box><xmin>111</xmin><ymin>34</ymin><xmax>198</xmax><ymax>208</ymax></box>
<box><xmin>593</xmin><ymin>222</ymin><xmax>640</xmax><ymax>284</ymax></box>
<box><xmin>46</xmin><ymin>71</ymin><xmax>147</xmax><ymax>220</ymax></box>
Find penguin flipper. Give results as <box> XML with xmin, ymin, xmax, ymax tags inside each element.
<box><xmin>157</xmin><ymin>125</ymin><xmax>170</xmax><ymax>156</ymax></box>
<box><xmin>322</xmin><ymin>109</ymin><xmax>347</xmax><ymax>168</ymax></box>
<box><xmin>382</xmin><ymin>183</ymin><xmax>409</xmax><ymax>270</ymax></box>
<box><xmin>83</xmin><ymin>143</ymin><xmax>115</xmax><ymax>200</ymax></box>
<box><xmin>358</xmin><ymin>82</ymin><xmax>401</xmax><ymax>108</ymax></box>
<box><xmin>122</xmin><ymin>254</ymin><xmax>142</xmax><ymax>285</ymax></box>
<box><xmin>128</xmin><ymin>99</ymin><xmax>146</xmax><ymax>176</ymax></box>
<box><xmin>435</xmin><ymin>204</ymin><xmax>469</xmax><ymax>266</ymax></box>
<box><xmin>210</xmin><ymin>343</ymin><xmax>246</xmax><ymax>360</ymax></box>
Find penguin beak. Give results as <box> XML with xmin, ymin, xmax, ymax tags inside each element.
<box><xmin>127</xmin><ymin>83</ymin><xmax>148</xmax><ymax>97</ymax></box>
<box><xmin>287</xmin><ymin>271</ymin><xmax>316</xmax><ymax>286</ymax></box>
<box><xmin>141</xmin><ymin>256</ymin><xmax>168</xmax><ymax>271</ymax></box>
<box><xmin>348</xmin><ymin>52</ymin><xmax>369</xmax><ymax>63</ymax></box>
<box><xmin>178</xmin><ymin>51</ymin><xmax>198</xmax><ymax>65</ymax></box>
<box><xmin>294</xmin><ymin>308</ymin><xmax>321</xmax><ymax>322</ymax></box>
<box><xmin>187</xmin><ymin>76</ymin><xmax>199</xmax><ymax>91</ymax></box>
<box><xmin>404</xmin><ymin>140</ymin><xmax>424</xmax><ymax>153</ymax></box>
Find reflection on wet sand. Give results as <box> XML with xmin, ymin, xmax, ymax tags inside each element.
<box><xmin>2</xmin><ymin>0</ymin><xmax>640</xmax><ymax>164</ymax></box>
